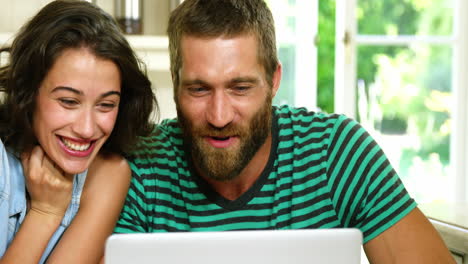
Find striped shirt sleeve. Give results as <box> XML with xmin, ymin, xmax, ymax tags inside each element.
<box><xmin>114</xmin><ymin>168</ymin><xmax>149</xmax><ymax>233</ymax></box>
<box><xmin>326</xmin><ymin>115</ymin><xmax>417</xmax><ymax>243</ymax></box>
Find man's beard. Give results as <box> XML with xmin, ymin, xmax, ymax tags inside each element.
<box><xmin>177</xmin><ymin>96</ymin><xmax>272</xmax><ymax>182</ymax></box>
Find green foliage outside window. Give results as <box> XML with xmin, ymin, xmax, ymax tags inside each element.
<box><xmin>317</xmin><ymin>0</ymin><xmax>453</xmax><ymax>188</ymax></box>
<box><xmin>317</xmin><ymin>0</ymin><xmax>335</xmax><ymax>113</ymax></box>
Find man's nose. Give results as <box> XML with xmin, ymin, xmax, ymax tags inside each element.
<box><xmin>206</xmin><ymin>91</ymin><xmax>234</xmax><ymax>128</ymax></box>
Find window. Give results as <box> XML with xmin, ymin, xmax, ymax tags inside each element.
<box><xmin>266</xmin><ymin>0</ymin><xmax>318</xmax><ymax>111</ymax></box>
<box><xmin>335</xmin><ymin>0</ymin><xmax>468</xmax><ymax>204</ymax></box>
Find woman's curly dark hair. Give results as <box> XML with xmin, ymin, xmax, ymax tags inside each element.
<box><xmin>0</xmin><ymin>0</ymin><xmax>157</xmax><ymax>155</ymax></box>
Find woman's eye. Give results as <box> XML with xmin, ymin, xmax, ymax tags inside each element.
<box><xmin>59</xmin><ymin>98</ymin><xmax>78</xmax><ymax>106</ymax></box>
<box><xmin>98</xmin><ymin>102</ymin><xmax>117</xmax><ymax>111</ymax></box>
<box><xmin>100</xmin><ymin>103</ymin><xmax>116</xmax><ymax>108</ymax></box>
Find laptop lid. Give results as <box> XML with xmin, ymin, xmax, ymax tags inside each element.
<box><xmin>105</xmin><ymin>228</ymin><xmax>363</xmax><ymax>264</ymax></box>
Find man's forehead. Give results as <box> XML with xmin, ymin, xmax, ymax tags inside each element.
<box><xmin>179</xmin><ymin>34</ymin><xmax>260</xmax><ymax>67</ymax></box>
<box><xmin>180</xmin><ymin>32</ymin><xmax>258</xmax><ymax>46</ymax></box>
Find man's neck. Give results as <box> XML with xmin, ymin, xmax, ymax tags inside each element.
<box><xmin>200</xmin><ymin>133</ymin><xmax>272</xmax><ymax>201</ymax></box>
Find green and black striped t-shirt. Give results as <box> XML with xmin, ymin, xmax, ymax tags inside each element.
<box><xmin>115</xmin><ymin>105</ymin><xmax>417</xmax><ymax>243</ymax></box>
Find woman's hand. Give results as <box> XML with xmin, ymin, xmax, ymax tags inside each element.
<box><xmin>1</xmin><ymin>147</ymin><xmax>75</xmax><ymax>263</ymax></box>
<box><xmin>21</xmin><ymin>146</ymin><xmax>74</xmax><ymax>218</ymax></box>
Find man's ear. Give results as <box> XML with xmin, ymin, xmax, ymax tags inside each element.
<box><xmin>271</xmin><ymin>63</ymin><xmax>282</xmax><ymax>98</ymax></box>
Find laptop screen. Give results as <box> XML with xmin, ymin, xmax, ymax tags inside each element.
<box><xmin>105</xmin><ymin>229</ymin><xmax>363</xmax><ymax>264</ymax></box>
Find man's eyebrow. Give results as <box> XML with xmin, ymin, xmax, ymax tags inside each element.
<box><xmin>230</xmin><ymin>77</ymin><xmax>259</xmax><ymax>84</ymax></box>
<box><xmin>180</xmin><ymin>77</ymin><xmax>259</xmax><ymax>87</ymax></box>
<box><xmin>51</xmin><ymin>86</ymin><xmax>121</xmax><ymax>98</ymax></box>
<box><xmin>181</xmin><ymin>79</ymin><xmax>206</xmax><ymax>86</ymax></box>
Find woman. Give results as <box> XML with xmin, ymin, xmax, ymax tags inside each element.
<box><xmin>0</xmin><ymin>0</ymin><xmax>156</xmax><ymax>263</ymax></box>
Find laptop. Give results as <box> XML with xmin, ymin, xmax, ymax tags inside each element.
<box><xmin>105</xmin><ymin>228</ymin><xmax>363</xmax><ymax>264</ymax></box>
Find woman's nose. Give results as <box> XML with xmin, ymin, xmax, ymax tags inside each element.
<box><xmin>72</xmin><ymin>109</ymin><xmax>96</xmax><ymax>139</ymax></box>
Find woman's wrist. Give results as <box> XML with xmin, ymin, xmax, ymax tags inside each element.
<box><xmin>27</xmin><ymin>206</ymin><xmax>65</xmax><ymax>227</ymax></box>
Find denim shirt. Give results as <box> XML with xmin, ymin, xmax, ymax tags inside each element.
<box><xmin>0</xmin><ymin>139</ymin><xmax>87</xmax><ymax>263</ymax></box>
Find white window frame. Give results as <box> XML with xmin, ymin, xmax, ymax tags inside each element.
<box><xmin>334</xmin><ymin>0</ymin><xmax>468</xmax><ymax>203</ymax></box>
<box><xmin>452</xmin><ymin>0</ymin><xmax>468</xmax><ymax>203</ymax></box>
<box><xmin>293</xmin><ymin>0</ymin><xmax>318</xmax><ymax>110</ymax></box>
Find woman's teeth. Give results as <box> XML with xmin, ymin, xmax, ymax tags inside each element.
<box><xmin>62</xmin><ymin>138</ymin><xmax>91</xmax><ymax>151</ymax></box>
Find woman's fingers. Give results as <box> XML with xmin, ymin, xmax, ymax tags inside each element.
<box><xmin>41</xmin><ymin>152</ymin><xmax>66</xmax><ymax>180</ymax></box>
<box><xmin>22</xmin><ymin>146</ymin><xmax>45</xmax><ymax>180</ymax></box>
<box><xmin>22</xmin><ymin>145</ymin><xmax>74</xmax><ymax>217</ymax></box>
<box><xmin>23</xmin><ymin>146</ymin><xmax>66</xmax><ymax>182</ymax></box>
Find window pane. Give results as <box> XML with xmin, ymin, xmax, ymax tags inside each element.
<box><xmin>356</xmin><ymin>44</ymin><xmax>453</xmax><ymax>203</ymax></box>
<box><xmin>275</xmin><ymin>44</ymin><xmax>296</xmax><ymax>106</ymax></box>
<box><xmin>357</xmin><ymin>0</ymin><xmax>453</xmax><ymax>36</ymax></box>
<box><xmin>266</xmin><ymin>0</ymin><xmax>317</xmax><ymax>109</ymax></box>
<box><xmin>267</xmin><ymin>0</ymin><xmax>298</xmax><ymax>106</ymax></box>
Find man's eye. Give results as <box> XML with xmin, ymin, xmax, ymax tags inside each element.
<box><xmin>233</xmin><ymin>86</ymin><xmax>251</xmax><ymax>94</ymax></box>
<box><xmin>188</xmin><ymin>87</ymin><xmax>208</xmax><ymax>94</ymax></box>
<box><xmin>235</xmin><ymin>86</ymin><xmax>250</xmax><ymax>91</ymax></box>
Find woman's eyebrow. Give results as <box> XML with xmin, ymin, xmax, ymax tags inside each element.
<box><xmin>100</xmin><ymin>91</ymin><xmax>121</xmax><ymax>98</ymax></box>
<box><xmin>51</xmin><ymin>86</ymin><xmax>82</xmax><ymax>95</ymax></box>
<box><xmin>51</xmin><ymin>86</ymin><xmax>121</xmax><ymax>98</ymax></box>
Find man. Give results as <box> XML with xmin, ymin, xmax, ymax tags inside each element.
<box><xmin>115</xmin><ymin>0</ymin><xmax>454</xmax><ymax>262</ymax></box>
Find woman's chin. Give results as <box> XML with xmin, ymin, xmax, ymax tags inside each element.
<box><xmin>57</xmin><ymin>161</ymin><xmax>91</xmax><ymax>176</ymax></box>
